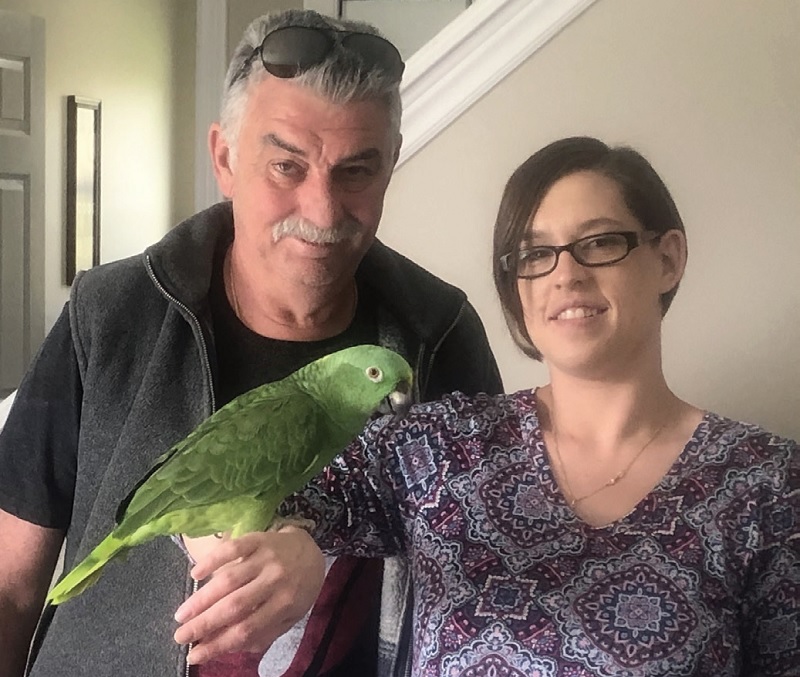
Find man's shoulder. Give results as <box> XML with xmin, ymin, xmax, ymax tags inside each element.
<box><xmin>362</xmin><ymin>240</ymin><xmax>464</xmax><ymax>301</ymax></box>
<box><xmin>71</xmin><ymin>202</ymin><xmax>232</xmax><ymax>317</ymax></box>
<box><xmin>70</xmin><ymin>253</ymin><xmax>152</xmax><ymax>309</ymax></box>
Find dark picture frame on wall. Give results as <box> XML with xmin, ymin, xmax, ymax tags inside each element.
<box><xmin>65</xmin><ymin>95</ymin><xmax>101</xmax><ymax>285</ymax></box>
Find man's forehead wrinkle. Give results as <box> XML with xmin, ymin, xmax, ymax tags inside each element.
<box><xmin>263</xmin><ymin>133</ymin><xmax>307</xmax><ymax>156</ymax></box>
<box><xmin>260</xmin><ymin>129</ymin><xmax>384</xmax><ymax>168</ymax></box>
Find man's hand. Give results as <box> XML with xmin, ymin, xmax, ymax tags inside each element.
<box><xmin>173</xmin><ymin>527</ymin><xmax>325</xmax><ymax>665</ymax></box>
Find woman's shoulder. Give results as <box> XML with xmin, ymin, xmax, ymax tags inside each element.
<box><xmin>690</xmin><ymin>411</ymin><xmax>797</xmax><ymax>491</ymax></box>
<box><xmin>365</xmin><ymin>390</ymin><xmax>536</xmax><ymax>446</ymax></box>
<box><xmin>697</xmin><ymin>412</ymin><xmax>797</xmax><ymax>455</ymax></box>
<box><xmin>407</xmin><ymin>389</ymin><xmax>536</xmax><ymax>425</ymax></box>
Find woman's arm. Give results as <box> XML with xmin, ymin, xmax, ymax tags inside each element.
<box><xmin>281</xmin><ymin>412</ymin><xmax>410</xmax><ymax>557</ymax></box>
<box><xmin>740</xmin><ymin>439</ymin><xmax>800</xmax><ymax>674</ymax></box>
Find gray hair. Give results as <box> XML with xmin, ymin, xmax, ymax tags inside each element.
<box><xmin>220</xmin><ymin>9</ymin><xmax>403</xmax><ymax>158</ymax></box>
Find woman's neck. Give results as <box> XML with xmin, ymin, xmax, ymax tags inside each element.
<box><xmin>539</xmin><ymin>369</ymin><xmax>680</xmax><ymax>453</ymax></box>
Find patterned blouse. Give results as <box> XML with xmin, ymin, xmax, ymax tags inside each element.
<box><xmin>287</xmin><ymin>390</ymin><xmax>799</xmax><ymax>676</ymax></box>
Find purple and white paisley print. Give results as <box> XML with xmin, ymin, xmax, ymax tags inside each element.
<box><xmin>292</xmin><ymin>390</ymin><xmax>799</xmax><ymax>676</ymax></box>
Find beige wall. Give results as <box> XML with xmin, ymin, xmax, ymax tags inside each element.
<box><xmin>379</xmin><ymin>0</ymin><xmax>800</xmax><ymax>439</ymax></box>
<box><xmin>0</xmin><ymin>0</ymin><xmax>196</xmax><ymax>328</ymax></box>
<box><xmin>4</xmin><ymin>0</ymin><xmax>795</xmax><ymax>439</ymax></box>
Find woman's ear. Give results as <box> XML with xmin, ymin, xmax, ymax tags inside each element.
<box><xmin>657</xmin><ymin>229</ymin><xmax>687</xmax><ymax>294</ymax></box>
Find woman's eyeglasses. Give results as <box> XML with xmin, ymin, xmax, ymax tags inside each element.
<box><xmin>500</xmin><ymin>231</ymin><xmax>663</xmax><ymax>280</ymax></box>
<box><xmin>232</xmin><ymin>25</ymin><xmax>405</xmax><ymax>84</ymax></box>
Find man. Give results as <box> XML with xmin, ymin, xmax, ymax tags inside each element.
<box><xmin>0</xmin><ymin>9</ymin><xmax>502</xmax><ymax>677</ymax></box>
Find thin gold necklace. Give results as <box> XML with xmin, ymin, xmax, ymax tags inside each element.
<box><xmin>550</xmin><ymin>416</ymin><xmax>670</xmax><ymax>508</ymax></box>
<box><xmin>227</xmin><ymin>260</ymin><xmax>242</xmax><ymax>319</ymax></box>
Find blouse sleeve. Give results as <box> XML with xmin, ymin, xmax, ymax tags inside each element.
<box><xmin>281</xmin><ymin>396</ymin><xmax>460</xmax><ymax>558</ymax></box>
<box><xmin>740</xmin><ymin>437</ymin><xmax>800</xmax><ymax>674</ymax></box>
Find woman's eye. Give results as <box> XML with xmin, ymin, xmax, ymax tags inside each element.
<box><xmin>586</xmin><ymin>234</ymin><xmax>621</xmax><ymax>248</ymax></box>
<box><xmin>523</xmin><ymin>248</ymin><xmax>551</xmax><ymax>262</ymax></box>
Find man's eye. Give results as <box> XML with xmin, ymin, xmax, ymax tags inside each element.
<box><xmin>338</xmin><ymin>165</ymin><xmax>375</xmax><ymax>180</ymax></box>
<box><xmin>333</xmin><ymin>164</ymin><xmax>378</xmax><ymax>192</ymax></box>
<box><xmin>272</xmin><ymin>161</ymin><xmax>304</xmax><ymax>177</ymax></box>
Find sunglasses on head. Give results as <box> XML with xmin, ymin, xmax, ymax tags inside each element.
<box><xmin>232</xmin><ymin>25</ymin><xmax>405</xmax><ymax>85</ymax></box>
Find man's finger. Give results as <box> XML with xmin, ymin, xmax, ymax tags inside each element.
<box><xmin>189</xmin><ymin>534</ymin><xmax>260</xmax><ymax>581</ymax></box>
<box><xmin>174</xmin><ymin>562</ymin><xmax>261</xmax><ymax>634</ymax></box>
<box><xmin>186</xmin><ymin>606</ymin><xmax>296</xmax><ymax>665</ymax></box>
<box><xmin>175</xmin><ymin>575</ymin><xmax>281</xmax><ymax>647</ymax></box>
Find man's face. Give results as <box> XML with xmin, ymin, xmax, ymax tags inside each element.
<box><xmin>211</xmin><ymin>75</ymin><xmax>400</xmax><ymax>290</ymax></box>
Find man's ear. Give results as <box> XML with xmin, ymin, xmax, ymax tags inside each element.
<box><xmin>209</xmin><ymin>123</ymin><xmax>235</xmax><ymax>198</ymax></box>
<box><xmin>657</xmin><ymin>229</ymin><xmax>687</xmax><ymax>294</ymax></box>
<box><xmin>392</xmin><ymin>133</ymin><xmax>403</xmax><ymax>167</ymax></box>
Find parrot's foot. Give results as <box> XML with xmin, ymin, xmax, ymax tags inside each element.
<box><xmin>268</xmin><ymin>516</ymin><xmax>317</xmax><ymax>534</ymax></box>
<box><xmin>170</xmin><ymin>534</ymin><xmax>197</xmax><ymax>566</ymax></box>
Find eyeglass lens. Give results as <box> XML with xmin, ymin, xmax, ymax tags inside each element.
<box><xmin>519</xmin><ymin>233</ymin><xmax>633</xmax><ymax>278</ymax></box>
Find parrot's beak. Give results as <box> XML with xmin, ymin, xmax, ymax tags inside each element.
<box><xmin>380</xmin><ymin>380</ymin><xmax>412</xmax><ymax>419</ymax></box>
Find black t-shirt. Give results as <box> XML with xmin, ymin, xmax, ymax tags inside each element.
<box><xmin>0</xmin><ymin>306</ymin><xmax>80</xmax><ymax>528</ymax></box>
<box><xmin>208</xmin><ymin>247</ymin><xmax>378</xmax><ymax>408</ymax></box>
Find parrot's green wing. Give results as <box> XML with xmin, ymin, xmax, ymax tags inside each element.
<box><xmin>114</xmin><ymin>382</ymin><xmax>349</xmax><ymax>540</ymax></box>
<box><xmin>47</xmin><ymin>344</ymin><xmax>414</xmax><ymax>605</ymax></box>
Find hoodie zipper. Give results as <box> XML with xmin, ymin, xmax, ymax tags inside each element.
<box><xmin>420</xmin><ymin>302</ymin><xmax>465</xmax><ymax>399</ymax></box>
<box><xmin>145</xmin><ymin>254</ymin><xmax>216</xmax><ymax>677</ymax></box>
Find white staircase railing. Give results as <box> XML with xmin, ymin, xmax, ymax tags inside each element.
<box><xmin>398</xmin><ymin>0</ymin><xmax>596</xmax><ymax>166</ymax></box>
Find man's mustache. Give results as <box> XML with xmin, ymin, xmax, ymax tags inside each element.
<box><xmin>272</xmin><ymin>217</ymin><xmax>361</xmax><ymax>244</ymax></box>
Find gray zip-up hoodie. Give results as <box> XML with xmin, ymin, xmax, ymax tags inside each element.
<box><xmin>26</xmin><ymin>202</ymin><xmax>502</xmax><ymax>677</ymax></box>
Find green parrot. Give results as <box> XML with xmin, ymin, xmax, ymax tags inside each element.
<box><xmin>47</xmin><ymin>344</ymin><xmax>413</xmax><ymax>605</ymax></box>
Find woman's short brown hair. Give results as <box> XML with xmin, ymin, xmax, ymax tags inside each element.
<box><xmin>492</xmin><ymin>136</ymin><xmax>686</xmax><ymax>360</ymax></box>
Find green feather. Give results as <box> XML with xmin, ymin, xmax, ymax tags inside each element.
<box><xmin>47</xmin><ymin>345</ymin><xmax>413</xmax><ymax>605</ymax></box>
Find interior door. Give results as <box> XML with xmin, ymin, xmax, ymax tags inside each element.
<box><xmin>0</xmin><ymin>10</ymin><xmax>45</xmax><ymax>398</ymax></box>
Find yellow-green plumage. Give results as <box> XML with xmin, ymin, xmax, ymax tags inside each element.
<box><xmin>47</xmin><ymin>345</ymin><xmax>413</xmax><ymax>605</ymax></box>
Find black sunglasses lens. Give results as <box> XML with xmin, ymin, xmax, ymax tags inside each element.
<box><xmin>256</xmin><ymin>26</ymin><xmax>404</xmax><ymax>81</ymax></box>
<box><xmin>260</xmin><ymin>26</ymin><xmax>332</xmax><ymax>77</ymax></box>
<box><xmin>342</xmin><ymin>33</ymin><xmax>405</xmax><ymax>79</ymax></box>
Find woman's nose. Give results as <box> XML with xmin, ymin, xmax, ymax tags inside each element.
<box><xmin>552</xmin><ymin>249</ymin><xmax>590</xmax><ymax>288</ymax></box>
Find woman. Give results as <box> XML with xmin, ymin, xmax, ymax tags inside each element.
<box><xmin>286</xmin><ymin>137</ymin><xmax>798</xmax><ymax>676</ymax></box>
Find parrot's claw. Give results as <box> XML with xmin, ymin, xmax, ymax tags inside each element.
<box><xmin>268</xmin><ymin>516</ymin><xmax>317</xmax><ymax>534</ymax></box>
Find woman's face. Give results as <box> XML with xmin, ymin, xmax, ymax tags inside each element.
<box><xmin>517</xmin><ymin>170</ymin><xmax>685</xmax><ymax>380</ymax></box>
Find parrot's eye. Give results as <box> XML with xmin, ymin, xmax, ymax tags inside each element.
<box><xmin>366</xmin><ymin>366</ymin><xmax>383</xmax><ymax>382</ymax></box>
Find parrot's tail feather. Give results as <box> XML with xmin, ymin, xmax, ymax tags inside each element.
<box><xmin>46</xmin><ymin>532</ymin><xmax>129</xmax><ymax>605</ymax></box>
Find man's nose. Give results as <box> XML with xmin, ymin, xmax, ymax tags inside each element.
<box><xmin>295</xmin><ymin>174</ymin><xmax>341</xmax><ymax>228</ymax></box>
